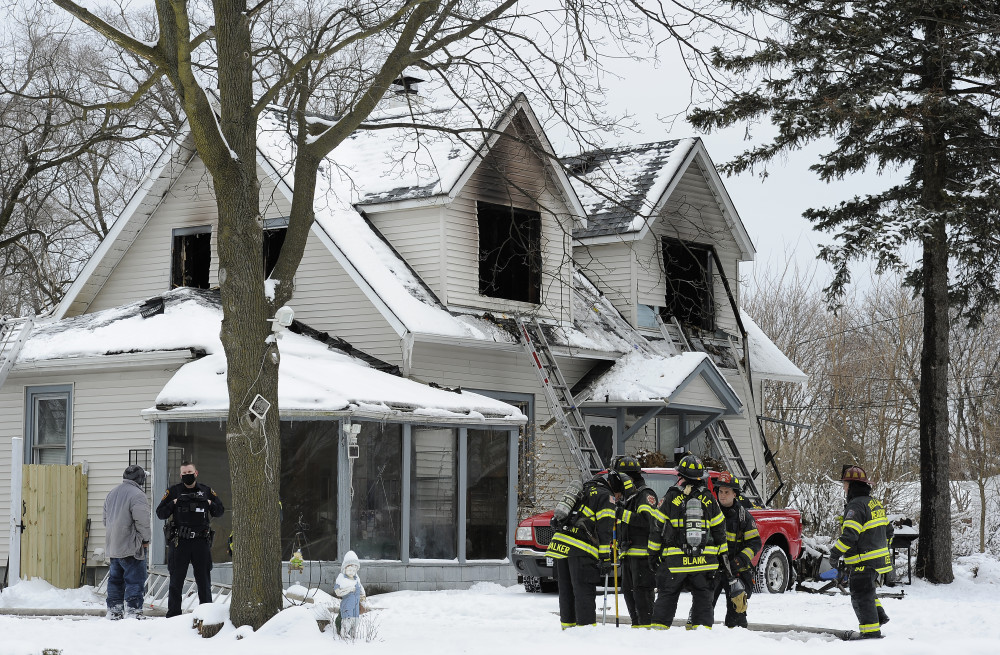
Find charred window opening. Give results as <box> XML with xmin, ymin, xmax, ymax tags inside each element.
<box><xmin>171</xmin><ymin>226</ymin><xmax>212</xmax><ymax>289</ymax></box>
<box><xmin>263</xmin><ymin>217</ymin><xmax>288</xmax><ymax>278</ymax></box>
<box><xmin>661</xmin><ymin>237</ymin><xmax>715</xmax><ymax>332</ymax></box>
<box><xmin>477</xmin><ymin>201</ymin><xmax>541</xmax><ymax>304</ymax></box>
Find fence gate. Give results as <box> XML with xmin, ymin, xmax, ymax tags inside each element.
<box><xmin>21</xmin><ymin>464</ymin><xmax>88</xmax><ymax>588</ymax></box>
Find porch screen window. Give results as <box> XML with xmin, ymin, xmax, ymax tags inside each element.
<box><xmin>351</xmin><ymin>423</ymin><xmax>403</xmax><ymax>560</ymax></box>
<box><xmin>410</xmin><ymin>427</ymin><xmax>458</xmax><ymax>559</ymax></box>
<box><xmin>280</xmin><ymin>421</ymin><xmax>339</xmax><ymax>561</ymax></box>
<box><xmin>467</xmin><ymin>429</ymin><xmax>510</xmax><ymax>559</ymax></box>
<box><xmin>25</xmin><ymin>385</ymin><xmax>71</xmax><ymax>465</ymax></box>
<box><xmin>661</xmin><ymin>238</ymin><xmax>714</xmax><ymax>331</ymax></box>
<box><xmin>171</xmin><ymin>226</ymin><xmax>212</xmax><ymax>289</ymax></box>
<box><xmin>477</xmin><ymin>201</ymin><xmax>541</xmax><ymax>304</ymax></box>
<box><xmin>263</xmin><ymin>217</ymin><xmax>288</xmax><ymax>278</ymax></box>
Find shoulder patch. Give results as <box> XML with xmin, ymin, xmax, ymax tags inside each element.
<box><xmin>646</xmin><ymin>494</ymin><xmax>656</xmax><ymax>506</ymax></box>
<box><xmin>211</xmin><ymin>490</ymin><xmax>218</xmax><ymax>497</ymax></box>
<box><xmin>161</xmin><ymin>491</ymin><xmax>170</xmax><ymax>500</ymax></box>
<box><xmin>845</xmin><ymin>509</ymin><xmax>858</xmax><ymax>520</ymax></box>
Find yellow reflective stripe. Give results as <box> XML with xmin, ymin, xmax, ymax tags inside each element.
<box><xmin>864</xmin><ymin>517</ymin><xmax>889</xmax><ymax>529</ymax></box>
<box><xmin>598</xmin><ymin>545</ymin><xmax>611</xmax><ymax>556</ymax></box>
<box><xmin>636</xmin><ymin>505</ymin><xmax>656</xmax><ymax>516</ymax></box>
<box><xmin>743</xmin><ymin>529</ymin><xmax>759</xmax><ymax>539</ymax></box>
<box><xmin>663</xmin><ymin>547</ymin><xmax>685</xmax><ymax>556</ymax></box>
<box><xmin>624</xmin><ymin>548</ymin><xmax>649</xmax><ymax>556</ymax></box>
<box><xmin>846</xmin><ymin>547</ymin><xmax>891</xmax><ymax>565</ymax></box>
<box><xmin>650</xmin><ymin>623</ymin><xmax>670</xmax><ymax>630</ymax></box>
<box><xmin>670</xmin><ymin>518</ymin><xmax>684</xmax><ymax>528</ymax></box>
<box><xmin>741</xmin><ymin>547</ymin><xmax>756</xmax><ymax>560</ymax></box>
<box><xmin>550</xmin><ymin>533</ymin><xmax>598</xmax><ymax>557</ymax></box>
<box><xmin>842</xmin><ymin>519</ymin><xmax>863</xmax><ymax>533</ymax></box>
<box><xmin>859</xmin><ymin>623</ymin><xmax>880</xmax><ymax>633</ymax></box>
<box><xmin>597</xmin><ymin>508</ymin><xmax>617</xmax><ymax>520</ymax></box>
<box><xmin>581</xmin><ymin>506</ymin><xmax>595</xmax><ymax>518</ymax></box>
<box><xmin>652</xmin><ymin>509</ymin><xmax>667</xmax><ymax>522</ymax></box>
<box><xmin>648</xmin><ymin>539</ymin><xmax>661</xmax><ymax>549</ymax></box>
<box><xmin>833</xmin><ymin>540</ymin><xmax>850</xmax><ymax>553</ymax></box>
<box><xmin>725</xmin><ymin>531</ymin><xmax>737</xmax><ymax>541</ymax></box>
<box><xmin>620</xmin><ymin>509</ymin><xmax>633</xmax><ymax>523</ymax></box>
<box><xmin>668</xmin><ymin>563</ymin><xmax>719</xmax><ymax>573</ymax></box>
<box><xmin>702</xmin><ymin>545</ymin><xmax>723</xmax><ymax>555</ymax></box>
<box><xmin>708</xmin><ymin>512</ymin><xmax>725</xmax><ymax>527</ymax></box>
<box><xmin>718</xmin><ymin>542</ymin><xmax>729</xmax><ymax>554</ymax></box>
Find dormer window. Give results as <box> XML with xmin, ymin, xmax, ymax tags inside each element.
<box><xmin>171</xmin><ymin>225</ymin><xmax>211</xmax><ymax>289</ymax></box>
<box><xmin>662</xmin><ymin>237</ymin><xmax>714</xmax><ymax>332</ymax></box>
<box><xmin>262</xmin><ymin>217</ymin><xmax>288</xmax><ymax>278</ymax></box>
<box><xmin>477</xmin><ymin>201</ymin><xmax>541</xmax><ymax>304</ymax></box>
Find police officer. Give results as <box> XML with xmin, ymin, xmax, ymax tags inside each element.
<box><xmin>611</xmin><ymin>455</ymin><xmax>659</xmax><ymax>627</ymax></box>
<box><xmin>830</xmin><ymin>465</ymin><xmax>892</xmax><ymax>639</ymax></box>
<box><xmin>156</xmin><ymin>461</ymin><xmax>224</xmax><ymax>617</ymax></box>
<box><xmin>649</xmin><ymin>455</ymin><xmax>727</xmax><ymax>630</ymax></box>
<box><xmin>546</xmin><ymin>473</ymin><xmax>616</xmax><ymax>629</ymax></box>
<box><xmin>711</xmin><ymin>471</ymin><xmax>761</xmax><ymax>628</ymax></box>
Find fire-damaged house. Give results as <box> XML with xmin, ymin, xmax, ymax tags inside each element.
<box><xmin>0</xmin><ymin>81</ymin><xmax>804</xmax><ymax>592</ymax></box>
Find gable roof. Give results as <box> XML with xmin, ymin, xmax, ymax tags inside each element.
<box><xmin>565</xmin><ymin>139</ymin><xmax>755</xmax><ymax>260</ymax></box>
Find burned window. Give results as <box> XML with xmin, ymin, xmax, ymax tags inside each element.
<box><xmin>661</xmin><ymin>238</ymin><xmax>715</xmax><ymax>332</ymax></box>
<box><xmin>171</xmin><ymin>226</ymin><xmax>212</xmax><ymax>289</ymax></box>
<box><xmin>477</xmin><ymin>201</ymin><xmax>541</xmax><ymax>304</ymax></box>
<box><xmin>262</xmin><ymin>217</ymin><xmax>288</xmax><ymax>278</ymax></box>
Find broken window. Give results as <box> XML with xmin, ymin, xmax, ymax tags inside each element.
<box><xmin>661</xmin><ymin>238</ymin><xmax>715</xmax><ymax>332</ymax></box>
<box><xmin>171</xmin><ymin>226</ymin><xmax>212</xmax><ymax>289</ymax></box>
<box><xmin>477</xmin><ymin>201</ymin><xmax>542</xmax><ymax>304</ymax></box>
<box><xmin>262</xmin><ymin>217</ymin><xmax>288</xmax><ymax>278</ymax></box>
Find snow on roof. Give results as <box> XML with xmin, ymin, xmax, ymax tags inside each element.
<box><xmin>586</xmin><ymin>350</ymin><xmax>724</xmax><ymax>404</ymax></box>
<box><xmin>740</xmin><ymin>309</ymin><xmax>808</xmax><ymax>383</ymax></box>
<box><xmin>10</xmin><ymin>288</ymin><xmax>523</xmax><ymax>422</ymax></box>
<box><xmin>154</xmin><ymin>329</ymin><xmax>526</xmax><ymax>423</ymax></box>
<box><xmin>564</xmin><ymin>140</ymin><xmax>695</xmax><ymax>238</ymax></box>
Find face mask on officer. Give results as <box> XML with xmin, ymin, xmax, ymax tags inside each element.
<box><xmin>181</xmin><ymin>473</ymin><xmax>196</xmax><ymax>486</ymax></box>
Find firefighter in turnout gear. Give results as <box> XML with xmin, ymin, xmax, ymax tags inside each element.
<box><xmin>830</xmin><ymin>465</ymin><xmax>893</xmax><ymax>640</ymax></box>
<box><xmin>649</xmin><ymin>455</ymin><xmax>727</xmax><ymax>630</ymax></box>
<box><xmin>611</xmin><ymin>455</ymin><xmax>659</xmax><ymax>627</ymax></box>
<box><xmin>711</xmin><ymin>472</ymin><xmax>761</xmax><ymax>628</ymax></box>
<box><xmin>156</xmin><ymin>461</ymin><xmax>225</xmax><ymax>618</ymax></box>
<box><xmin>546</xmin><ymin>473</ymin><xmax>617</xmax><ymax>629</ymax></box>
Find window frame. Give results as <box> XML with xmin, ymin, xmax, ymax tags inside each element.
<box><xmin>661</xmin><ymin>237</ymin><xmax>715</xmax><ymax>332</ymax></box>
<box><xmin>170</xmin><ymin>225</ymin><xmax>213</xmax><ymax>290</ymax></box>
<box><xmin>23</xmin><ymin>384</ymin><xmax>73</xmax><ymax>465</ymax></box>
<box><xmin>476</xmin><ymin>200</ymin><xmax>543</xmax><ymax>304</ymax></box>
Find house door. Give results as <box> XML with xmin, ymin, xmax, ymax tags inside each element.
<box><xmin>584</xmin><ymin>415</ymin><xmax>616</xmax><ymax>469</ymax></box>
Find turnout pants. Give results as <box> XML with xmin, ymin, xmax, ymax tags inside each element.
<box><xmin>849</xmin><ymin>566</ymin><xmax>886</xmax><ymax>637</ymax></box>
<box><xmin>554</xmin><ymin>556</ymin><xmax>599</xmax><ymax>628</ymax></box>
<box><xmin>620</xmin><ymin>556</ymin><xmax>656</xmax><ymax>626</ymax></box>
<box><xmin>167</xmin><ymin>536</ymin><xmax>214</xmax><ymax>617</ymax></box>
<box><xmin>712</xmin><ymin>568</ymin><xmax>754</xmax><ymax>628</ymax></box>
<box><xmin>651</xmin><ymin>567</ymin><xmax>714</xmax><ymax>629</ymax></box>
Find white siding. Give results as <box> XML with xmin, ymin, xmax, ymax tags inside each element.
<box><xmin>409</xmin><ymin>342</ymin><xmax>595</xmax><ymax>507</ymax></box>
<box><xmin>639</xmin><ymin>161</ymin><xmax>742</xmax><ymax>334</ymax></box>
<box><xmin>673</xmin><ymin>376</ymin><xmax>727</xmax><ymax>411</ymax></box>
<box><xmin>574</xmin><ymin>241</ymin><xmax>636</xmax><ymax>325</ymax></box>
<box><xmin>365</xmin><ymin>206</ymin><xmax>447</xmax><ymax>303</ymax></box>
<box><xmin>289</xmin><ymin>230</ymin><xmax>404</xmax><ymax>366</ymax></box>
<box><xmin>0</xmin><ymin>366</ymin><xmax>177</xmax><ymax>563</ymax></box>
<box><xmin>84</xmin><ymin>160</ymin><xmax>290</xmax><ymax>315</ymax></box>
<box><xmin>443</xmin><ymin>114</ymin><xmax>575</xmax><ymax>322</ymax></box>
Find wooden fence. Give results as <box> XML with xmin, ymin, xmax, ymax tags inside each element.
<box><xmin>20</xmin><ymin>464</ymin><xmax>88</xmax><ymax>588</ymax></box>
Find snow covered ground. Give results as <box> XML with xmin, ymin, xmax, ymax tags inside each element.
<box><xmin>1</xmin><ymin>554</ymin><xmax>998</xmax><ymax>654</ymax></box>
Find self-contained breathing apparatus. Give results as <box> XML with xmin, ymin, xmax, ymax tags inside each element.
<box><xmin>684</xmin><ymin>495</ymin><xmax>709</xmax><ymax>555</ymax></box>
<box><xmin>550</xmin><ymin>478</ymin><xmax>600</xmax><ymax>545</ymax></box>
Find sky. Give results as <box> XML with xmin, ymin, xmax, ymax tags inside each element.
<box><xmin>595</xmin><ymin>45</ymin><xmax>907</xmax><ymax>289</ymax></box>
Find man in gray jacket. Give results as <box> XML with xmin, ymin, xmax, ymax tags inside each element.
<box><xmin>103</xmin><ymin>465</ymin><xmax>151</xmax><ymax>619</ymax></box>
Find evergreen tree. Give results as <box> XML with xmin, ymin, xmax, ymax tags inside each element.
<box><xmin>691</xmin><ymin>1</ymin><xmax>1000</xmax><ymax>583</ymax></box>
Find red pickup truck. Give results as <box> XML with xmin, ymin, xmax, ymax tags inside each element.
<box><xmin>512</xmin><ymin>468</ymin><xmax>802</xmax><ymax>594</ymax></box>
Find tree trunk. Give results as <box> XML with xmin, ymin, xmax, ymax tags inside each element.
<box><xmin>214</xmin><ymin>0</ymin><xmax>284</xmax><ymax>628</ymax></box>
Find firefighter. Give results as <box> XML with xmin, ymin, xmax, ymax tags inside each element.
<box><xmin>830</xmin><ymin>465</ymin><xmax>893</xmax><ymax>640</ymax></box>
<box><xmin>546</xmin><ymin>473</ymin><xmax>617</xmax><ymax>629</ymax></box>
<box><xmin>649</xmin><ymin>455</ymin><xmax>727</xmax><ymax>630</ymax></box>
<box><xmin>711</xmin><ymin>471</ymin><xmax>761</xmax><ymax>628</ymax></box>
<box><xmin>611</xmin><ymin>455</ymin><xmax>659</xmax><ymax>627</ymax></box>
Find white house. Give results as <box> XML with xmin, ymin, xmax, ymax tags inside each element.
<box><xmin>0</xmin><ymin>83</ymin><xmax>804</xmax><ymax>591</ymax></box>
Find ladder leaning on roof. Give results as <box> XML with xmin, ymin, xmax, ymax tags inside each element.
<box><xmin>0</xmin><ymin>315</ymin><xmax>34</xmax><ymax>390</ymax></box>
<box><xmin>515</xmin><ymin>315</ymin><xmax>604</xmax><ymax>482</ymax></box>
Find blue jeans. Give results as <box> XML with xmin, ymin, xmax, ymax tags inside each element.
<box><xmin>107</xmin><ymin>556</ymin><xmax>147</xmax><ymax>611</ymax></box>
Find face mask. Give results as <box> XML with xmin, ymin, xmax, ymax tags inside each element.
<box><xmin>181</xmin><ymin>473</ymin><xmax>196</xmax><ymax>485</ymax></box>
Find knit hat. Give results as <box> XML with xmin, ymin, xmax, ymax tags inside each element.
<box><xmin>123</xmin><ymin>465</ymin><xmax>146</xmax><ymax>487</ymax></box>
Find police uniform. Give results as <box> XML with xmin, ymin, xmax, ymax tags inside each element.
<box><xmin>616</xmin><ymin>477</ymin><xmax>659</xmax><ymax>627</ymax></box>
<box><xmin>546</xmin><ymin>476</ymin><xmax>615</xmax><ymax>629</ymax></box>
<box><xmin>649</xmin><ymin>474</ymin><xmax>727</xmax><ymax>629</ymax></box>
<box><xmin>712</xmin><ymin>501</ymin><xmax>761</xmax><ymax>627</ymax></box>
<box><xmin>831</xmin><ymin>480</ymin><xmax>893</xmax><ymax>638</ymax></box>
<box><xmin>156</xmin><ymin>482</ymin><xmax>224</xmax><ymax>617</ymax></box>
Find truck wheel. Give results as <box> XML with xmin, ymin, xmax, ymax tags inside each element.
<box><xmin>754</xmin><ymin>545</ymin><xmax>790</xmax><ymax>594</ymax></box>
<box><xmin>523</xmin><ymin>576</ymin><xmax>542</xmax><ymax>593</ymax></box>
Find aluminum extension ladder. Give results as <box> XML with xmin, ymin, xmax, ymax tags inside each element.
<box><xmin>0</xmin><ymin>316</ymin><xmax>33</xmax><ymax>390</ymax></box>
<box><xmin>515</xmin><ymin>315</ymin><xmax>603</xmax><ymax>482</ymax></box>
<box><xmin>96</xmin><ymin>569</ymin><xmax>232</xmax><ymax>613</ymax></box>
